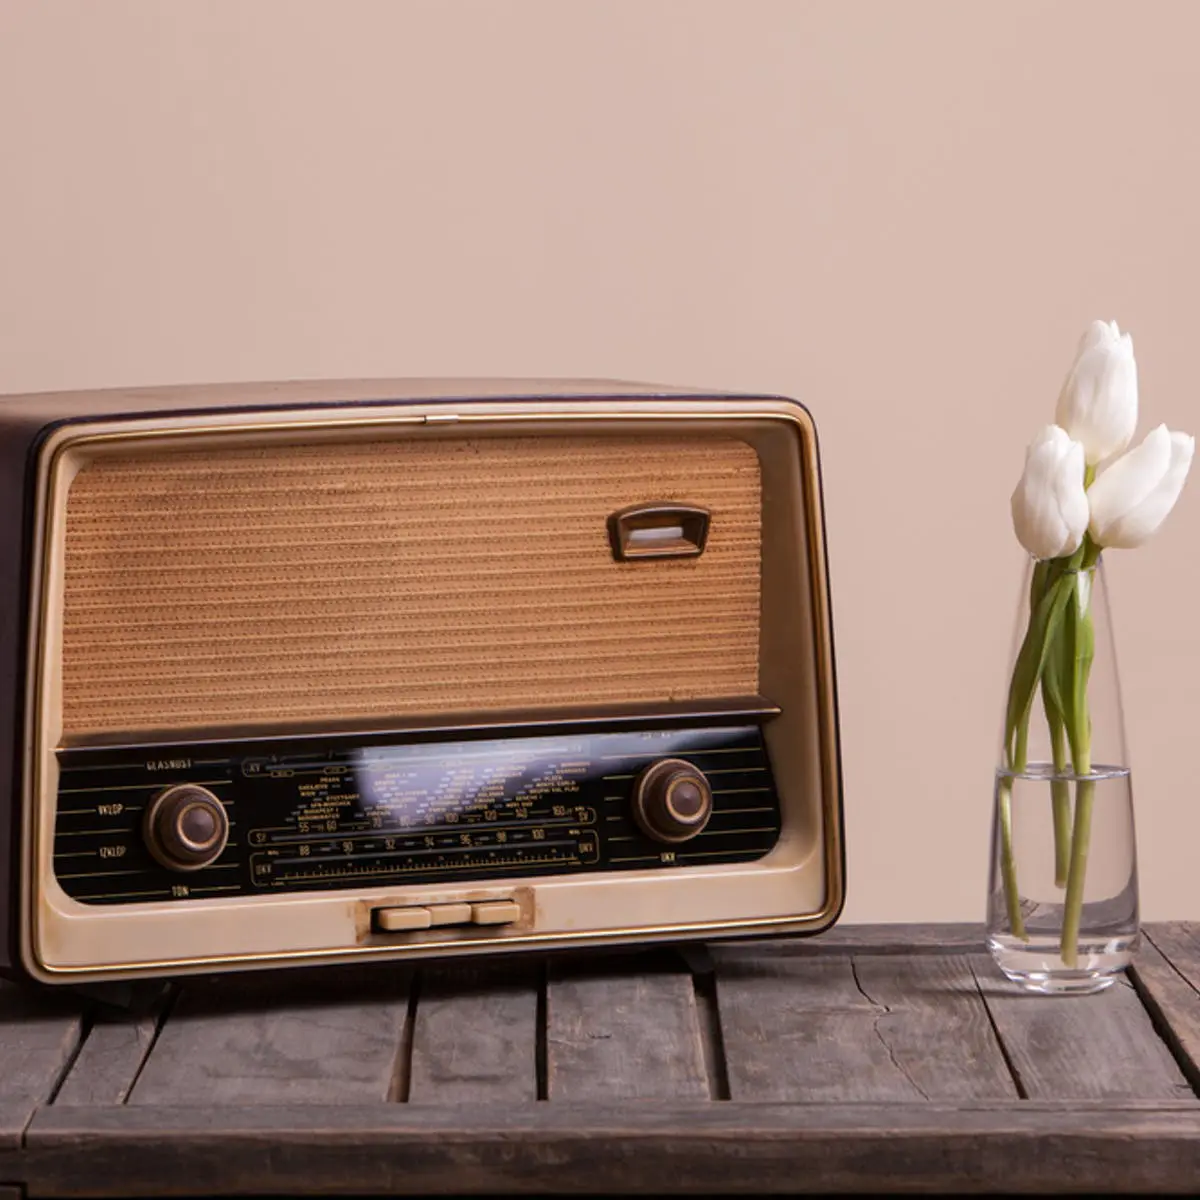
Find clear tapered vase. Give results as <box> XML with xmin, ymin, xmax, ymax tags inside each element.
<box><xmin>987</xmin><ymin>555</ymin><xmax>1139</xmax><ymax>995</ymax></box>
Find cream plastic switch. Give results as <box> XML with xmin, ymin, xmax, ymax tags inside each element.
<box><xmin>470</xmin><ymin>900</ymin><xmax>521</xmax><ymax>925</ymax></box>
<box><xmin>375</xmin><ymin>907</ymin><xmax>433</xmax><ymax>931</ymax></box>
<box><xmin>427</xmin><ymin>903</ymin><xmax>473</xmax><ymax>926</ymax></box>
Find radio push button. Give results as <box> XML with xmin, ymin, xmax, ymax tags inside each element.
<box><xmin>631</xmin><ymin>758</ymin><xmax>713</xmax><ymax>844</ymax></box>
<box><xmin>143</xmin><ymin>784</ymin><xmax>230</xmax><ymax>872</ymax></box>
<box><xmin>470</xmin><ymin>900</ymin><xmax>521</xmax><ymax>925</ymax></box>
<box><xmin>428</xmin><ymin>902</ymin><xmax>473</xmax><ymax>926</ymax></box>
<box><xmin>376</xmin><ymin>907</ymin><xmax>433</xmax><ymax>932</ymax></box>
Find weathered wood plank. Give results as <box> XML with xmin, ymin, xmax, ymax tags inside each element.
<box><xmin>713</xmin><ymin>950</ymin><xmax>1016</xmax><ymax>1101</ymax></box>
<box><xmin>0</xmin><ymin>980</ymin><xmax>85</xmax><ymax>1188</ymax></box>
<box><xmin>970</xmin><ymin>953</ymin><xmax>1192</xmax><ymax>1100</ymax></box>
<box><xmin>0</xmin><ymin>981</ymin><xmax>85</xmax><ymax>1134</ymax></box>
<box><xmin>1132</xmin><ymin>925</ymin><xmax>1200</xmax><ymax>1091</ymax></box>
<box><xmin>546</xmin><ymin>952</ymin><xmax>708</xmax><ymax>1100</ymax></box>
<box><xmin>0</xmin><ymin>1101</ymin><xmax>30</xmax><ymax>1177</ymax></box>
<box><xmin>21</xmin><ymin>1101</ymin><xmax>1200</xmax><ymax>1196</ymax></box>
<box><xmin>408</xmin><ymin>961</ymin><xmax>539</xmax><ymax>1104</ymax></box>
<box><xmin>1145</xmin><ymin>921</ymin><xmax>1200</xmax><ymax>1004</ymax></box>
<box><xmin>53</xmin><ymin>991</ymin><xmax>170</xmax><ymax>1107</ymax></box>
<box><xmin>127</xmin><ymin>965</ymin><xmax>412</xmax><ymax>1106</ymax></box>
<box><xmin>1146</xmin><ymin>922</ymin><xmax>1200</xmax><ymax>971</ymax></box>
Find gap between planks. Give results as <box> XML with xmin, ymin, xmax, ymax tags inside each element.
<box><xmin>691</xmin><ymin>963</ymin><xmax>732</xmax><ymax>1101</ymax></box>
<box><xmin>387</xmin><ymin>973</ymin><xmax>421</xmax><ymax>1103</ymax></box>
<box><xmin>52</xmin><ymin>986</ymin><xmax>176</xmax><ymax>1108</ymax></box>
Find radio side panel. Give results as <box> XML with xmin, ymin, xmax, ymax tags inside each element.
<box><xmin>0</xmin><ymin>404</ymin><xmax>78</xmax><ymax>976</ymax></box>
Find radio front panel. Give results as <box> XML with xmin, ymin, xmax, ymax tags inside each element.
<box><xmin>53</xmin><ymin>721</ymin><xmax>781</xmax><ymax>906</ymax></box>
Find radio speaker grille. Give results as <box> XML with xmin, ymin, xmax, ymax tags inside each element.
<box><xmin>59</xmin><ymin>434</ymin><xmax>762</xmax><ymax>735</ymax></box>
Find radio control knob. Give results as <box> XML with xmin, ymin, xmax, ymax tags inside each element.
<box><xmin>631</xmin><ymin>758</ymin><xmax>713</xmax><ymax>844</ymax></box>
<box><xmin>143</xmin><ymin>784</ymin><xmax>230</xmax><ymax>872</ymax></box>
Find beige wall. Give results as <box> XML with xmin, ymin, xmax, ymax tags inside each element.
<box><xmin>2</xmin><ymin>0</ymin><xmax>1198</xmax><ymax>924</ymax></box>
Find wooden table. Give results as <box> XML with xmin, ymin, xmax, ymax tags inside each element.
<box><xmin>3</xmin><ymin>922</ymin><xmax>1200</xmax><ymax>1196</ymax></box>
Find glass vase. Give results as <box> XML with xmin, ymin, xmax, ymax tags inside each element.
<box><xmin>987</xmin><ymin>556</ymin><xmax>1139</xmax><ymax>994</ymax></box>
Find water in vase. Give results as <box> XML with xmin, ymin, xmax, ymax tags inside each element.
<box><xmin>988</xmin><ymin>762</ymin><xmax>1138</xmax><ymax>994</ymax></box>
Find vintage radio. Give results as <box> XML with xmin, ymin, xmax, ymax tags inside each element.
<box><xmin>0</xmin><ymin>379</ymin><xmax>844</xmax><ymax>987</ymax></box>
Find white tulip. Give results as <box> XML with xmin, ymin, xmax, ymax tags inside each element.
<box><xmin>1087</xmin><ymin>423</ymin><xmax>1195</xmax><ymax>549</ymax></box>
<box><xmin>1055</xmin><ymin>320</ymin><xmax>1138</xmax><ymax>467</ymax></box>
<box><xmin>1011</xmin><ymin>425</ymin><xmax>1089</xmax><ymax>560</ymax></box>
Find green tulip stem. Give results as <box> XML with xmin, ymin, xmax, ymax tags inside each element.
<box><xmin>1060</xmin><ymin>757</ymin><xmax>1094</xmax><ymax>969</ymax></box>
<box><xmin>1059</xmin><ymin>537</ymin><xmax>1101</xmax><ymax>969</ymax></box>
<box><xmin>1050</xmin><ymin>724</ymin><xmax>1073</xmax><ymax>889</ymax></box>
<box><xmin>997</xmin><ymin>776</ymin><xmax>1026</xmax><ymax>941</ymax></box>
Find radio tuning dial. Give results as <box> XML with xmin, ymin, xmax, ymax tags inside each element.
<box><xmin>631</xmin><ymin>758</ymin><xmax>713</xmax><ymax>844</ymax></box>
<box><xmin>143</xmin><ymin>784</ymin><xmax>230</xmax><ymax>872</ymax></box>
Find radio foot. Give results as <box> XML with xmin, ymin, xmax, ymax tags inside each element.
<box><xmin>69</xmin><ymin>979</ymin><xmax>172</xmax><ymax>1016</ymax></box>
<box><xmin>670</xmin><ymin>943</ymin><xmax>715</xmax><ymax>977</ymax></box>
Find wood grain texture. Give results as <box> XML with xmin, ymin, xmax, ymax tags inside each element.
<box><xmin>1145</xmin><ymin>923</ymin><xmax>1200</xmax><ymax>972</ymax></box>
<box><xmin>408</xmin><ymin>962</ymin><xmax>539</xmax><ymax>1104</ymax></box>
<box><xmin>0</xmin><ymin>1100</ymin><xmax>31</xmax><ymax>1165</ymax></box>
<box><xmin>21</xmin><ymin>1101</ymin><xmax>1200</xmax><ymax>1197</ymax></box>
<box><xmin>970</xmin><ymin>954</ymin><xmax>1192</xmax><ymax>1100</ymax></box>
<box><xmin>0</xmin><ymin>979</ymin><xmax>84</xmax><ymax>1186</ymax></box>
<box><xmin>0</xmin><ymin>982</ymin><xmax>84</xmax><ymax>1133</ymax></box>
<box><xmin>546</xmin><ymin>953</ymin><xmax>709</xmax><ymax>1100</ymax></box>
<box><xmin>713</xmin><ymin>951</ymin><xmax>1016</xmax><ymax>1102</ymax></box>
<box><xmin>53</xmin><ymin>993</ymin><xmax>169</xmax><ymax>1107</ymax></box>
<box><xmin>126</xmin><ymin>967</ymin><xmax>411</xmax><ymax>1106</ymax></box>
<box><xmin>1132</xmin><ymin>925</ymin><xmax>1200</xmax><ymax>1090</ymax></box>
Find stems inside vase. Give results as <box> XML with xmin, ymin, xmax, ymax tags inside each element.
<box><xmin>997</xmin><ymin>777</ymin><xmax>1027</xmax><ymax>941</ymax></box>
<box><xmin>1049</xmin><ymin>712</ymin><xmax>1073</xmax><ymax>889</ymax></box>
<box><xmin>1060</xmin><ymin>770</ymin><xmax>1094</xmax><ymax>968</ymax></box>
<box><xmin>1000</xmin><ymin>541</ymin><xmax>1101</xmax><ymax>967</ymax></box>
<box><xmin>1058</xmin><ymin>552</ymin><xmax>1098</xmax><ymax>968</ymax></box>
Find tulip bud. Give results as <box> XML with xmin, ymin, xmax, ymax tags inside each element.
<box><xmin>1087</xmin><ymin>423</ymin><xmax>1195</xmax><ymax>549</ymax></box>
<box><xmin>1055</xmin><ymin>320</ymin><xmax>1138</xmax><ymax>466</ymax></box>
<box><xmin>1011</xmin><ymin>425</ymin><xmax>1089</xmax><ymax>560</ymax></box>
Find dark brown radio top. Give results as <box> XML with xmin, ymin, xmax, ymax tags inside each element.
<box><xmin>2</xmin><ymin>922</ymin><xmax>1199</xmax><ymax>1197</ymax></box>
